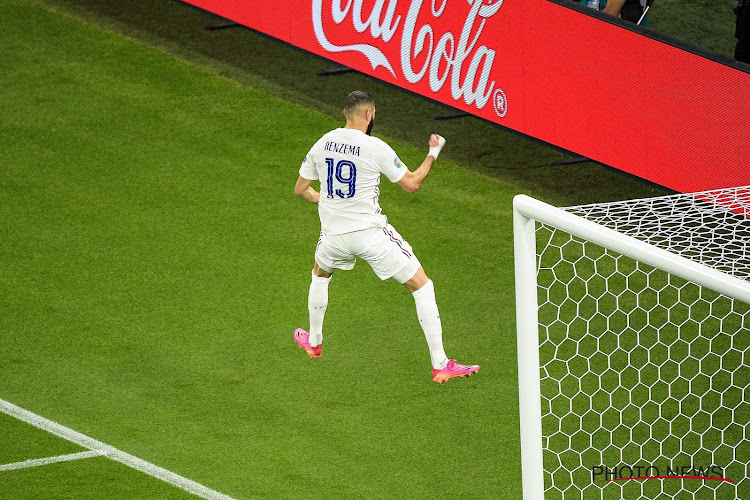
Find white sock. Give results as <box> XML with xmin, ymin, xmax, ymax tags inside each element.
<box><xmin>412</xmin><ymin>280</ymin><xmax>448</xmax><ymax>369</ymax></box>
<box><xmin>308</xmin><ymin>271</ymin><xmax>331</xmax><ymax>347</ymax></box>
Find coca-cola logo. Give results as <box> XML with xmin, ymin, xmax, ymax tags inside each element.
<box><xmin>313</xmin><ymin>0</ymin><xmax>507</xmax><ymax>117</ymax></box>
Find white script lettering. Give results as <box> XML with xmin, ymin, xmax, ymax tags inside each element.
<box><xmin>313</xmin><ymin>0</ymin><xmax>505</xmax><ymax>112</ymax></box>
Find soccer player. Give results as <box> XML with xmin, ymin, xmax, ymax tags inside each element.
<box><xmin>293</xmin><ymin>90</ymin><xmax>480</xmax><ymax>383</ymax></box>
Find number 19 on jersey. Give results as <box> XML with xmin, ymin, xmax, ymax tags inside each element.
<box><xmin>325</xmin><ymin>158</ymin><xmax>357</xmax><ymax>199</ymax></box>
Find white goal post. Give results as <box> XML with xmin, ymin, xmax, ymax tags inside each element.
<box><xmin>513</xmin><ymin>189</ymin><xmax>750</xmax><ymax>499</ymax></box>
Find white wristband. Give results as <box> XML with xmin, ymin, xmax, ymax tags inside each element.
<box><xmin>428</xmin><ymin>136</ymin><xmax>446</xmax><ymax>160</ymax></box>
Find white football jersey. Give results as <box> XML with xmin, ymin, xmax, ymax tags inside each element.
<box><xmin>299</xmin><ymin>128</ymin><xmax>408</xmax><ymax>235</ymax></box>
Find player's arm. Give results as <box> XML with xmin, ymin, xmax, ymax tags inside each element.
<box><xmin>397</xmin><ymin>134</ymin><xmax>445</xmax><ymax>193</ymax></box>
<box><xmin>295</xmin><ymin>176</ymin><xmax>320</xmax><ymax>204</ymax></box>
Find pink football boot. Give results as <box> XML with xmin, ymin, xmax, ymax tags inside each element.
<box><xmin>294</xmin><ymin>328</ymin><xmax>322</xmax><ymax>359</ymax></box>
<box><xmin>431</xmin><ymin>359</ymin><xmax>480</xmax><ymax>383</ymax></box>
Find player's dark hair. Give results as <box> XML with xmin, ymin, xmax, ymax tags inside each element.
<box><xmin>344</xmin><ymin>90</ymin><xmax>374</xmax><ymax>112</ymax></box>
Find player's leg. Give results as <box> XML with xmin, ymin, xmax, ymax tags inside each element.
<box><xmin>295</xmin><ymin>232</ymin><xmax>353</xmax><ymax>358</ymax></box>
<box><xmin>364</xmin><ymin>226</ymin><xmax>448</xmax><ymax>369</ymax></box>
<box><xmin>364</xmin><ymin>225</ymin><xmax>479</xmax><ymax>380</ymax></box>
<box><xmin>398</xmin><ymin>266</ymin><xmax>448</xmax><ymax>370</ymax></box>
<box><xmin>295</xmin><ymin>261</ymin><xmax>333</xmax><ymax>358</ymax></box>
<box><xmin>308</xmin><ymin>262</ymin><xmax>332</xmax><ymax>348</ymax></box>
<box><xmin>399</xmin><ymin>267</ymin><xmax>480</xmax><ymax>382</ymax></box>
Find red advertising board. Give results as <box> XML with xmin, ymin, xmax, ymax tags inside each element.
<box><xmin>182</xmin><ymin>0</ymin><xmax>750</xmax><ymax>193</ymax></box>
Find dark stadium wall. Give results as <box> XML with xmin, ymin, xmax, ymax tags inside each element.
<box><xmin>182</xmin><ymin>0</ymin><xmax>750</xmax><ymax>193</ymax></box>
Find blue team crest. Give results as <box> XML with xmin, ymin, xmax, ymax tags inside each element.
<box><xmin>394</xmin><ymin>157</ymin><xmax>403</xmax><ymax>168</ymax></box>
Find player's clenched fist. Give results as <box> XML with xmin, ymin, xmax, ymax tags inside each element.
<box><xmin>428</xmin><ymin>134</ymin><xmax>446</xmax><ymax>160</ymax></box>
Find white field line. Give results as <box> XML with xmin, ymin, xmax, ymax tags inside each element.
<box><xmin>0</xmin><ymin>398</ymin><xmax>236</xmax><ymax>500</ymax></box>
<box><xmin>0</xmin><ymin>450</ymin><xmax>104</xmax><ymax>471</ymax></box>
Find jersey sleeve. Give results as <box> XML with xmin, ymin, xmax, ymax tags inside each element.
<box><xmin>378</xmin><ymin>142</ymin><xmax>408</xmax><ymax>183</ymax></box>
<box><xmin>299</xmin><ymin>142</ymin><xmax>320</xmax><ymax>181</ymax></box>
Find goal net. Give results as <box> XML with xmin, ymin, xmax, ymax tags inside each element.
<box><xmin>513</xmin><ymin>187</ymin><xmax>750</xmax><ymax>499</ymax></box>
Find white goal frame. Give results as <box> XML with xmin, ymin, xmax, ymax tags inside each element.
<box><xmin>513</xmin><ymin>193</ymin><xmax>750</xmax><ymax>499</ymax></box>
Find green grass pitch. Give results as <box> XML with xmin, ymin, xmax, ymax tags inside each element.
<box><xmin>1</xmin><ymin>0</ymin><xmax>521</xmax><ymax>497</ymax></box>
<box><xmin>4</xmin><ymin>0</ymin><xmax>739</xmax><ymax>497</ymax></box>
